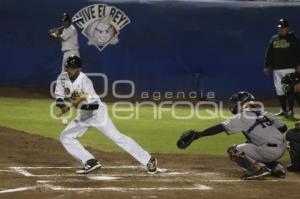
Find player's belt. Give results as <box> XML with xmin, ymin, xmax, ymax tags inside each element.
<box><xmin>80</xmin><ymin>104</ymin><xmax>99</xmax><ymax>111</ymax></box>
<box><xmin>267</xmin><ymin>143</ymin><xmax>278</xmax><ymax>147</ymax></box>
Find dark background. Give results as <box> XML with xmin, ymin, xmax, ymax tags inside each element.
<box><xmin>1</xmin><ymin>0</ymin><xmax>300</xmax><ymax>99</ymax></box>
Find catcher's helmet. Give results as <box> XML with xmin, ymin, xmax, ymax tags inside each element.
<box><xmin>65</xmin><ymin>55</ymin><xmax>81</xmax><ymax>68</ymax></box>
<box><xmin>229</xmin><ymin>91</ymin><xmax>255</xmax><ymax>114</ymax></box>
<box><xmin>60</xmin><ymin>13</ymin><xmax>70</xmax><ymax>22</ymax></box>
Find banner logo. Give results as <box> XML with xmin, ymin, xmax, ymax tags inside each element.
<box><xmin>73</xmin><ymin>4</ymin><xmax>130</xmax><ymax>51</ymax></box>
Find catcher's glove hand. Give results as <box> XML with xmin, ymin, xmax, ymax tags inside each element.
<box><xmin>177</xmin><ymin>129</ymin><xmax>201</xmax><ymax>149</ymax></box>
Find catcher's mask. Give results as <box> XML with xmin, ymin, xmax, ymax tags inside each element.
<box><xmin>229</xmin><ymin>91</ymin><xmax>255</xmax><ymax>114</ymax></box>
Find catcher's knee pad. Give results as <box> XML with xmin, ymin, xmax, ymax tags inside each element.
<box><xmin>227</xmin><ymin>145</ymin><xmax>238</xmax><ymax>161</ymax></box>
<box><xmin>234</xmin><ymin>153</ymin><xmax>258</xmax><ymax>173</ymax></box>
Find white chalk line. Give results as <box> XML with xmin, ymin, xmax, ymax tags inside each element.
<box><xmin>40</xmin><ymin>183</ymin><xmax>212</xmax><ymax>192</ymax></box>
<box><xmin>0</xmin><ymin>170</ymin><xmax>16</xmax><ymax>173</ymax></box>
<box><xmin>9</xmin><ymin>165</ymin><xmax>144</xmax><ymax>170</ymax></box>
<box><xmin>9</xmin><ymin>167</ymin><xmax>33</xmax><ymax>177</ymax></box>
<box><xmin>12</xmin><ymin>172</ymin><xmax>217</xmax><ymax>178</ymax></box>
<box><xmin>87</xmin><ymin>176</ymin><xmax>122</xmax><ymax>181</ymax></box>
<box><xmin>0</xmin><ymin>186</ymin><xmax>36</xmax><ymax>194</ymax></box>
<box><xmin>4</xmin><ymin>166</ymin><xmax>300</xmax><ymax>183</ymax></box>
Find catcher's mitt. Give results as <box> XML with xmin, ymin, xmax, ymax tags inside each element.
<box><xmin>177</xmin><ymin>129</ymin><xmax>200</xmax><ymax>149</ymax></box>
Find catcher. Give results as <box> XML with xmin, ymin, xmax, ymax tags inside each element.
<box><xmin>177</xmin><ymin>91</ymin><xmax>287</xmax><ymax>180</ymax></box>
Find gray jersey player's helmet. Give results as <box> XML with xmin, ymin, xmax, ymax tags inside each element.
<box><xmin>229</xmin><ymin>91</ymin><xmax>255</xmax><ymax>114</ymax></box>
<box><xmin>65</xmin><ymin>55</ymin><xmax>82</xmax><ymax>68</ymax></box>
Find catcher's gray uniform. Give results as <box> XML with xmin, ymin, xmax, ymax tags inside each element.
<box><xmin>222</xmin><ymin>108</ymin><xmax>286</xmax><ymax>163</ymax></box>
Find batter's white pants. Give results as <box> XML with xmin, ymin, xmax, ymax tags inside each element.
<box><xmin>273</xmin><ymin>68</ymin><xmax>295</xmax><ymax>96</ymax></box>
<box><xmin>61</xmin><ymin>49</ymin><xmax>80</xmax><ymax>72</ymax></box>
<box><xmin>60</xmin><ymin>105</ymin><xmax>151</xmax><ymax>166</ymax></box>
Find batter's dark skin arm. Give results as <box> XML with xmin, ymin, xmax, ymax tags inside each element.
<box><xmin>56</xmin><ymin>98</ymin><xmax>70</xmax><ymax>115</ymax></box>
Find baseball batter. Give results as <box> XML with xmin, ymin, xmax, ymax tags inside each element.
<box><xmin>177</xmin><ymin>91</ymin><xmax>287</xmax><ymax>180</ymax></box>
<box><xmin>54</xmin><ymin>55</ymin><xmax>157</xmax><ymax>174</ymax></box>
<box><xmin>49</xmin><ymin>13</ymin><xmax>80</xmax><ymax>72</ymax></box>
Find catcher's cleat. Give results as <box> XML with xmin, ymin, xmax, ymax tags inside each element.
<box><xmin>241</xmin><ymin>167</ymin><xmax>271</xmax><ymax>180</ymax></box>
<box><xmin>76</xmin><ymin>159</ymin><xmax>102</xmax><ymax>174</ymax></box>
<box><xmin>147</xmin><ymin>157</ymin><xmax>158</xmax><ymax>174</ymax></box>
<box><xmin>266</xmin><ymin>161</ymin><xmax>286</xmax><ymax>178</ymax></box>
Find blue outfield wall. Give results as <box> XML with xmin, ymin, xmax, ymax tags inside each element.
<box><xmin>1</xmin><ymin>0</ymin><xmax>300</xmax><ymax>99</ymax></box>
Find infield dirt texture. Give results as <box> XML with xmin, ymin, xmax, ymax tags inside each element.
<box><xmin>1</xmin><ymin>126</ymin><xmax>300</xmax><ymax>199</ymax></box>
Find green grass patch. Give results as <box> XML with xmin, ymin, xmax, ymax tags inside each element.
<box><xmin>0</xmin><ymin>98</ymin><xmax>294</xmax><ymax>159</ymax></box>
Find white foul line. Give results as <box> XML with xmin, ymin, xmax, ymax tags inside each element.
<box><xmin>6</xmin><ymin>166</ymin><xmax>300</xmax><ymax>183</ymax></box>
<box><xmin>9</xmin><ymin>167</ymin><xmax>33</xmax><ymax>177</ymax></box>
<box><xmin>87</xmin><ymin>176</ymin><xmax>122</xmax><ymax>181</ymax></box>
<box><xmin>0</xmin><ymin>170</ymin><xmax>16</xmax><ymax>173</ymax></box>
<box><xmin>11</xmin><ymin>165</ymin><xmax>144</xmax><ymax>170</ymax></box>
<box><xmin>0</xmin><ymin>186</ymin><xmax>36</xmax><ymax>194</ymax></box>
<box><xmin>41</xmin><ymin>183</ymin><xmax>212</xmax><ymax>192</ymax></box>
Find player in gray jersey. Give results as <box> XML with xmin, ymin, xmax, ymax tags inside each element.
<box><xmin>177</xmin><ymin>91</ymin><xmax>287</xmax><ymax>180</ymax></box>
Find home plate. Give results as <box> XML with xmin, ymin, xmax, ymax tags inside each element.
<box><xmin>87</xmin><ymin>176</ymin><xmax>121</xmax><ymax>181</ymax></box>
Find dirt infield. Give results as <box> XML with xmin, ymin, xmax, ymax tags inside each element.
<box><xmin>0</xmin><ymin>126</ymin><xmax>300</xmax><ymax>199</ymax></box>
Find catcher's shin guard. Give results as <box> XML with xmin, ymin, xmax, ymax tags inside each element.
<box><xmin>227</xmin><ymin>145</ymin><xmax>259</xmax><ymax>173</ymax></box>
<box><xmin>235</xmin><ymin>154</ymin><xmax>260</xmax><ymax>173</ymax></box>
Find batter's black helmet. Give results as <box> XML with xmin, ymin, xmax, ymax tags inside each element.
<box><xmin>229</xmin><ymin>91</ymin><xmax>255</xmax><ymax>114</ymax></box>
<box><xmin>60</xmin><ymin>13</ymin><xmax>71</xmax><ymax>22</ymax></box>
<box><xmin>65</xmin><ymin>55</ymin><xmax>81</xmax><ymax>68</ymax></box>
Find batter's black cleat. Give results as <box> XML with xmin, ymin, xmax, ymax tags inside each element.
<box><xmin>286</xmin><ymin>164</ymin><xmax>300</xmax><ymax>172</ymax></box>
<box><xmin>147</xmin><ymin>157</ymin><xmax>158</xmax><ymax>174</ymax></box>
<box><xmin>241</xmin><ymin>167</ymin><xmax>271</xmax><ymax>180</ymax></box>
<box><xmin>76</xmin><ymin>159</ymin><xmax>102</xmax><ymax>174</ymax></box>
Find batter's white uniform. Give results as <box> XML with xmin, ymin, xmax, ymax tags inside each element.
<box><xmin>60</xmin><ymin>25</ymin><xmax>80</xmax><ymax>72</ymax></box>
<box><xmin>55</xmin><ymin>72</ymin><xmax>152</xmax><ymax>166</ymax></box>
<box><xmin>222</xmin><ymin>108</ymin><xmax>286</xmax><ymax>163</ymax></box>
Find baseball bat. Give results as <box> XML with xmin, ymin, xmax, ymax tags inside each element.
<box><xmin>50</xmin><ymin>16</ymin><xmax>83</xmax><ymax>31</ymax></box>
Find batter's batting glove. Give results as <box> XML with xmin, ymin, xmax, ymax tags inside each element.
<box><xmin>177</xmin><ymin>129</ymin><xmax>201</xmax><ymax>149</ymax></box>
